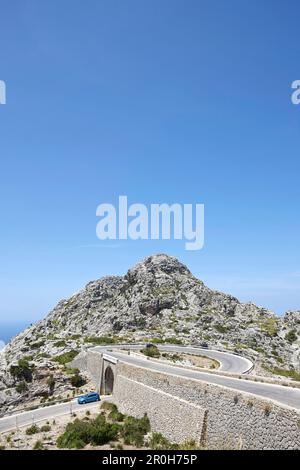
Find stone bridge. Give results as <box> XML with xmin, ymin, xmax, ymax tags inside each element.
<box><xmin>71</xmin><ymin>348</ymin><xmax>300</xmax><ymax>450</ymax></box>
<box><xmin>71</xmin><ymin>349</ymin><xmax>117</xmax><ymax>395</ymax></box>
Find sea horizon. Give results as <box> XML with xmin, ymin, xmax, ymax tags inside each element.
<box><xmin>0</xmin><ymin>321</ymin><xmax>32</xmax><ymax>346</ymax></box>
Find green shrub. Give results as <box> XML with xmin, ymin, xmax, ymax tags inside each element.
<box><xmin>37</xmin><ymin>352</ymin><xmax>50</xmax><ymax>358</ymax></box>
<box><xmin>100</xmin><ymin>402</ymin><xmax>124</xmax><ymax>421</ymax></box>
<box><xmin>149</xmin><ymin>433</ymin><xmax>200</xmax><ymax>450</ymax></box>
<box><xmin>54</xmin><ymin>340</ymin><xmax>67</xmax><ymax>348</ymax></box>
<box><xmin>84</xmin><ymin>336</ymin><xmax>116</xmax><ymax>345</ymax></box>
<box><xmin>33</xmin><ymin>440</ymin><xmax>44</xmax><ymax>450</ymax></box>
<box><xmin>235</xmin><ymin>343</ymin><xmax>248</xmax><ymax>350</ymax></box>
<box><xmin>177</xmin><ymin>440</ymin><xmax>201</xmax><ymax>450</ymax></box>
<box><xmin>47</xmin><ymin>374</ymin><xmax>55</xmax><ymax>394</ymax></box>
<box><xmin>89</xmin><ymin>415</ymin><xmax>120</xmax><ymax>445</ymax></box>
<box><xmin>264</xmin><ymin>404</ymin><xmax>272</xmax><ymax>416</ymax></box>
<box><xmin>57</xmin><ymin>403</ymin><xmax>150</xmax><ymax>449</ymax></box>
<box><xmin>285</xmin><ymin>329</ymin><xmax>298</xmax><ymax>344</ymax></box>
<box><xmin>109</xmin><ymin>410</ymin><xmax>124</xmax><ymax>422</ymax></box>
<box><xmin>258</xmin><ymin>318</ymin><xmax>278</xmax><ymax>337</ymax></box>
<box><xmin>53</xmin><ymin>350</ymin><xmax>79</xmax><ymax>365</ymax></box>
<box><xmin>215</xmin><ymin>324</ymin><xmax>228</xmax><ymax>334</ymax></box>
<box><xmin>57</xmin><ymin>420</ymin><xmax>90</xmax><ymax>449</ymax></box>
<box><xmin>47</xmin><ymin>334</ymin><xmax>58</xmax><ymax>340</ymax></box>
<box><xmin>27</xmin><ymin>405</ymin><xmax>39</xmax><ymax>411</ymax></box>
<box><xmin>108</xmin><ymin>405</ymin><xmax>124</xmax><ymax>422</ymax></box>
<box><xmin>40</xmin><ymin>424</ymin><xmax>51</xmax><ymax>432</ymax></box>
<box><xmin>161</xmin><ymin>352</ymin><xmax>181</xmax><ymax>362</ymax></box>
<box><xmin>57</xmin><ymin>415</ymin><xmax>119</xmax><ymax>449</ymax></box>
<box><xmin>254</xmin><ymin>347</ymin><xmax>265</xmax><ymax>354</ymax></box>
<box><xmin>267</xmin><ymin>366</ymin><xmax>300</xmax><ymax>381</ymax></box>
<box><xmin>70</xmin><ymin>373</ymin><xmax>86</xmax><ymax>388</ymax></box>
<box><xmin>140</xmin><ymin>346</ymin><xmax>160</xmax><ymax>358</ymax></box>
<box><xmin>69</xmin><ymin>334</ymin><xmax>81</xmax><ymax>340</ymax></box>
<box><xmin>121</xmin><ymin>414</ymin><xmax>150</xmax><ymax>447</ymax></box>
<box><xmin>10</xmin><ymin>359</ymin><xmax>34</xmax><ymax>383</ymax></box>
<box><xmin>64</xmin><ymin>367</ymin><xmax>79</xmax><ymax>375</ymax></box>
<box><xmin>26</xmin><ymin>425</ymin><xmax>40</xmax><ymax>435</ymax></box>
<box><xmin>164</xmin><ymin>337</ymin><xmax>183</xmax><ymax>345</ymax></box>
<box><xmin>23</xmin><ymin>355</ymin><xmax>34</xmax><ymax>361</ymax></box>
<box><xmin>30</xmin><ymin>340</ymin><xmax>45</xmax><ymax>349</ymax></box>
<box><xmin>149</xmin><ymin>432</ymin><xmax>175</xmax><ymax>450</ymax></box>
<box><xmin>16</xmin><ymin>381</ymin><xmax>28</xmax><ymax>394</ymax></box>
<box><xmin>150</xmin><ymin>337</ymin><xmax>165</xmax><ymax>344</ymax></box>
<box><xmin>101</xmin><ymin>401</ymin><xmax>117</xmax><ymax>412</ymax></box>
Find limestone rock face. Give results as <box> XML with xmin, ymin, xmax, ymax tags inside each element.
<box><xmin>0</xmin><ymin>253</ymin><xmax>299</xmax><ymax>414</ymax></box>
<box><xmin>284</xmin><ymin>311</ymin><xmax>300</xmax><ymax>328</ymax></box>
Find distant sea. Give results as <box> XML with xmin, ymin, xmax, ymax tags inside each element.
<box><xmin>0</xmin><ymin>322</ymin><xmax>32</xmax><ymax>348</ymax></box>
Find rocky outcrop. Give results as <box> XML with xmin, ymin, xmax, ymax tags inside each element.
<box><xmin>284</xmin><ymin>310</ymin><xmax>300</xmax><ymax>328</ymax></box>
<box><xmin>0</xmin><ymin>253</ymin><xmax>299</xmax><ymax>415</ymax></box>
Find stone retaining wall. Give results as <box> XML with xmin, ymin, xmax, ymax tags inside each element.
<box><xmin>115</xmin><ymin>374</ymin><xmax>206</xmax><ymax>444</ymax></box>
<box><xmin>71</xmin><ymin>350</ymin><xmax>300</xmax><ymax>449</ymax></box>
<box><xmin>113</xmin><ymin>362</ymin><xmax>300</xmax><ymax>450</ymax></box>
<box><xmin>71</xmin><ymin>350</ymin><xmax>103</xmax><ymax>389</ymax></box>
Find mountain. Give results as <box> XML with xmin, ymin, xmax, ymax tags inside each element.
<box><xmin>0</xmin><ymin>254</ymin><xmax>299</xmax><ymax>414</ymax></box>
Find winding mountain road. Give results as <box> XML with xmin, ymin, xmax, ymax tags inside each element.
<box><xmin>0</xmin><ymin>344</ymin><xmax>299</xmax><ymax>434</ymax></box>
<box><xmin>95</xmin><ymin>344</ymin><xmax>254</xmax><ymax>374</ymax></box>
<box><xmin>0</xmin><ymin>398</ymin><xmax>109</xmax><ymax>434</ymax></box>
<box><xmin>94</xmin><ymin>344</ymin><xmax>300</xmax><ymax>410</ymax></box>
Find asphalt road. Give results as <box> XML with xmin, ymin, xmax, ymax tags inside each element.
<box><xmin>0</xmin><ymin>398</ymin><xmax>109</xmax><ymax>434</ymax></box>
<box><xmin>94</xmin><ymin>345</ymin><xmax>300</xmax><ymax>410</ymax></box>
<box><xmin>97</xmin><ymin>344</ymin><xmax>254</xmax><ymax>374</ymax></box>
<box><xmin>0</xmin><ymin>345</ymin><xmax>299</xmax><ymax>434</ymax></box>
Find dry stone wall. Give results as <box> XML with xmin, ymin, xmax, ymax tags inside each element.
<box><xmin>71</xmin><ymin>350</ymin><xmax>300</xmax><ymax>449</ymax></box>
<box><xmin>113</xmin><ymin>362</ymin><xmax>300</xmax><ymax>450</ymax></box>
<box><xmin>115</xmin><ymin>374</ymin><xmax>206</xmax><ymax>443</ymax></box>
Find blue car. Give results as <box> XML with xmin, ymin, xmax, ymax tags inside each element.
<box><xmin>77</xmin><ymin>392</ymin><xmax>100</xmax><ymax>404</ymax></box>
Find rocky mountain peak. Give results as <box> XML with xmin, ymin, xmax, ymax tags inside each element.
<box><xmin>1</xmin><ymin>253</ymin><xmax>299</xmax><ymax>403</ymax></box>
<box><xmin>126</xmin><ymin>253</ymin><xmax>191</xmax><ymax>282</ymax></box>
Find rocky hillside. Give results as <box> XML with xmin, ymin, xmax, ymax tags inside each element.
<box><xmin>0</xmin><ymin>254</ymin><xmax>299</xmax><ymax>414</ymax></box>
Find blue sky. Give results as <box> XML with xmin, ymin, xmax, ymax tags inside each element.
<box><xmin>0</xmin><ymin>0</ymin><xmax>300</xmax><ymax>325</ymax></box>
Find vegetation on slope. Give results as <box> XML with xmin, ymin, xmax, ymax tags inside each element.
<box><xmin>56</xmin><ymin>402</ymin><xmax>200</xmax><ymax>450</ymax></box>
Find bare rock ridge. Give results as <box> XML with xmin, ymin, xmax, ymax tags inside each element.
<box><xmin>0</xmin><ymin>253</ymin><xmax>299</xmax><ymax>414</ymax></box>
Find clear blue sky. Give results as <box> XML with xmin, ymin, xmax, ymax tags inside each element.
<box><xmin>0</xmin><ymin>0</ymin><xmax>300</xmax><ymax>324</ymax></box>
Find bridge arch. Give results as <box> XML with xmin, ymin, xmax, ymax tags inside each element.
<box><xmin>104</xmin><ymin>365</ymin><xmax>114</xmax><ymax>395</ymax></box>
